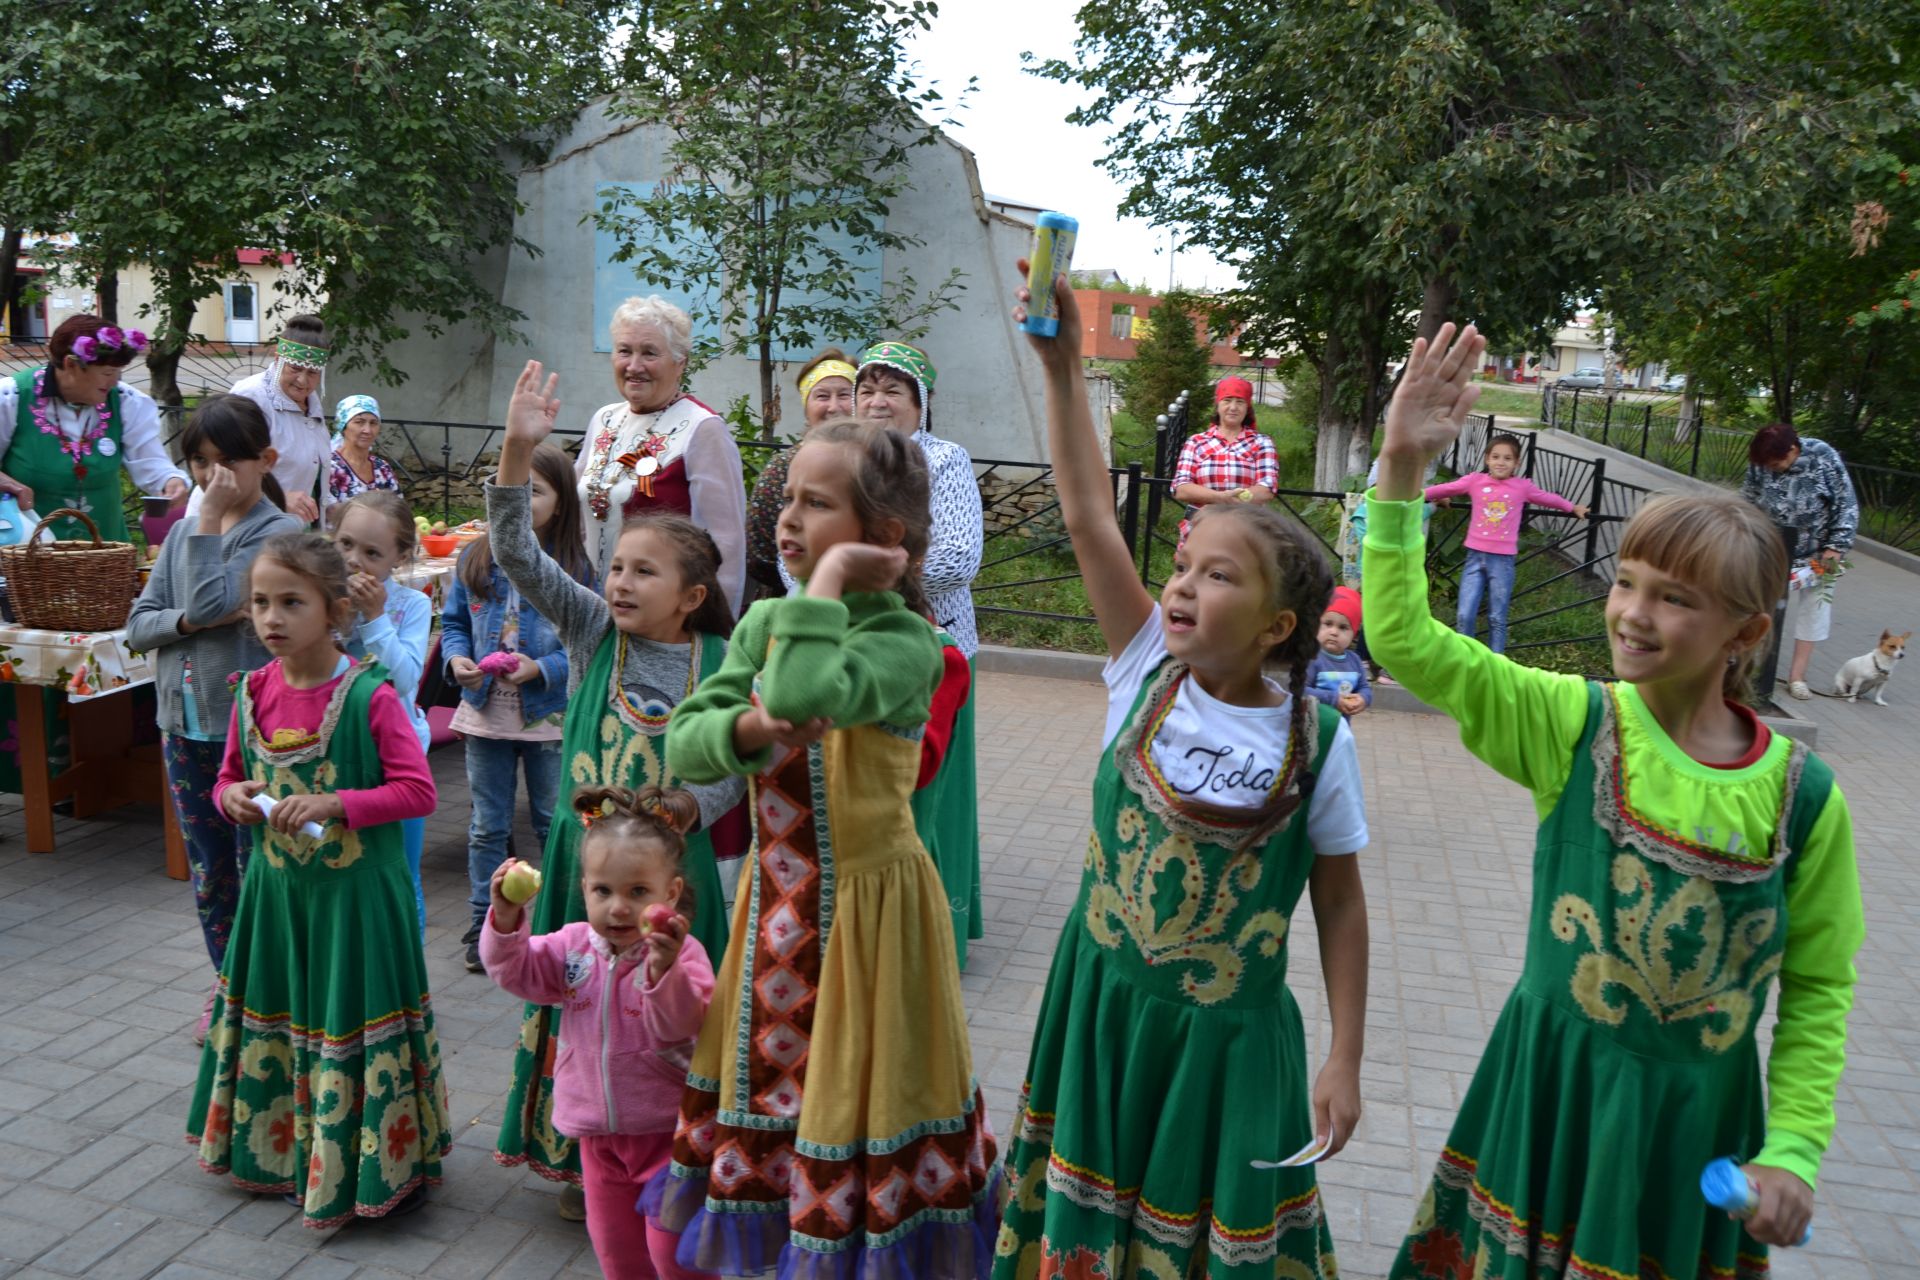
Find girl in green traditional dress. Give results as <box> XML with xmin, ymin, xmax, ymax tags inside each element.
<box><xmin>995</xmin><ymin>275</ymin><xmax>1371</xmax><ymax>1280</ymax></box>
<box><xmin>1368</xmin><ymin>323</ymin><xmax>1863</xmax><ymax>1277</ymax></box>
<box><xmin>487</xmin><ymin>359</ymin><xmax>744</xmax><ymax>1206</ymax></box>
<box><xmin>191</xmin><ymin>532</ymin><xmax>450</xmax><ymax>1227</ymax></box>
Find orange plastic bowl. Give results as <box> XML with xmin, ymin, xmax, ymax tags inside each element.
<box><xmin>420</xmin><ymin>534</ymin><xmax>459</xmax><ymax>558</ymax></box>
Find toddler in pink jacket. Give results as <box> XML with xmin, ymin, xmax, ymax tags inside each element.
<box><xmin>484</xmin><ymin>784</ymin><xmax>717</xmax><ymax>1280</ymax></box>
<box><xmin>1423</xmin><ymin>432</ymin><xmax>1588</xmax><ymax>653</ymax></box>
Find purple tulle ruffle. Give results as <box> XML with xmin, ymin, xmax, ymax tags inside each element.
<box><xmin>640</xmin><ymin>1164</ymin><xmax>1003</xmax><ymax>1280</ymax></box>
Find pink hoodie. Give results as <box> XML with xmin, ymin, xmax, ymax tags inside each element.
<box><xmin>481</xmin><ymin>914</ymin><xmax>715</xmax><ymax>1138</ymax></box>
<box><xmin>1423</xmin><ymin>472</ymin><xmax>1578</xmax><ymax>554</ymax></box>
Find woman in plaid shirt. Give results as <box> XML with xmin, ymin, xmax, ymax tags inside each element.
<box><xmin>1172</xmin><ymin>375</ymin><xmax>1277</xmax><ymax>537</ymax></box>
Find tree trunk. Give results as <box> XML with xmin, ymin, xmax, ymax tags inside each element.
<box><xmin>145</xmin><ymin>270</ymin><xmax>202</xmax><ymax>408</ymax></box>
<box><xmin>758</xmin><ymin>332</ymin><xmax>778</xmax><ymax>441</ymax></box>
<box><xmin>1416</xmin><ymin>269</ymin><xmax>1461</xmax><ymax>343</ymax></box>
<box><xmin>1313</xmin><ymin>362</ymin><xmax>1354</xmax><ymax>493</ymax></box>
<box><xmin>98</xmin><ymin>265</ymin><xmax>119</xmax><ymax>323</ymax></box>
<box><xmin>0</xmin><ymin>226</ymin><xmax>21</xmax><ymax>341</ymax></box>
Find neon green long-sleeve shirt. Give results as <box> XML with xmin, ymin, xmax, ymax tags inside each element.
<box><xmin>1363</xmin><ymin>492</ymin><xmax>1864</xmax><ymax>1189</ymax></box>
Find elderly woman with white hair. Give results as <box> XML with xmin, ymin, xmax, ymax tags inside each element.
<box><xmin>574</xmin><ymin>295</ymin><xmax>746</xmax><ymax>613</ymax></box>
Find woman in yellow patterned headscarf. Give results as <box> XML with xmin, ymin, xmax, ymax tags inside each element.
<box><xmin>742</xmin><ymin>346</ymin><xmax>857</xmax><ymax>598</ymax></box>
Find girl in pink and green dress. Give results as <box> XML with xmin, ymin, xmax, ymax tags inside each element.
<box><xmin>993</xmin><ymin>275</ymin><xmax>1372</xmax><ymax>1280</ymax></box>
<box><xmin>1368</xmin><ymin>323</ymin><xmax>1863</xmax><ymax>1279</ymax></box>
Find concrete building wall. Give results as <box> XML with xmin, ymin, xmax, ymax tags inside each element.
<box><xmin>375</xmin><ymin>99</ymin><xmax>1058</xmax><ymax>464</ymax></box>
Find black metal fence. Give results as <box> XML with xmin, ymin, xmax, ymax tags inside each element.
<box><xmin>1538</xmin><ymin>383</ymin><xmax>1920</xmax><ymax>555</ymax></box>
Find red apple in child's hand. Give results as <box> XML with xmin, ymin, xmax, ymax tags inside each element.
<box><xmin>643</xmin><ymin>903</ymin><xmax>677</xmax><ymax>935</ymax></box>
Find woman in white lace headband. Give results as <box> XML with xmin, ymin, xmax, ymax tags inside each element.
<box><xmin>854</xmin><ymin>339</ymin><xmax>987</xmax><ymax>967</ymax></box>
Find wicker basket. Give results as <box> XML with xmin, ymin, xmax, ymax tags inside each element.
<box><xmin>0</xmin><ymin>508</ymin><xmax>139</xmax><ymax>632</ymax></box>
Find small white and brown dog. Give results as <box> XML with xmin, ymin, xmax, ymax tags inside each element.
<box><xmin>1833</xmin><ymin>629</ymin><xmax>1909</xmax><ymax>706</ymax></box>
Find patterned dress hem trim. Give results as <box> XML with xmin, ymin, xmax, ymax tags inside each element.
<box><xmin>1044</xmin><ymin>1150</ymin><xmax>1322</xmax><ymax>1261</ymax></box>
<box><xmin>1427</xmin><ymin>1147</ymin><xmax>1770</xmax><ymax>1280</ymax></box>
<box><xmin>491</xmin><ymin>1150</ymin><xmax>585</xmax><ymax>1186</ymax></box>
<box><xmin>231</xmin><ymin>1002</ymin><xmax>435</xmax><ymax>1058</ymax></box>
<box><xmin>187</xmin><ymin>1149</ymin><xmax>443</xmax><ymax>1230</ymax></box>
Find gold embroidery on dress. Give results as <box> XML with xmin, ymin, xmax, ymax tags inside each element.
<box><xmin>1083</xmin><ymin>804</ymin><xmax>1287</xmax><ymax>1007</ymax></box>
<box><xmin>570</xmin><ymin>706</ymin><xmax>670</xmax><ymax>801</ymax></box>
<box><xmin>253</xmin><ymin>760</ymin><xmax>365</xmax><ymax>870</ymax></box>
<box><xmin>1550</xmin><ymin>854</ymin><xmax>1780</xmax><ymax>1052</ymax></box>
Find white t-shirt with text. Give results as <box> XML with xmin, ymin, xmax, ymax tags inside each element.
<box><xmin>1102</xmin><ymin>606</ymin><xmax>1369</xmax><ymax>856</ymax></box>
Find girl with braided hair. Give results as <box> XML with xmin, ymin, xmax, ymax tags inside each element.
<box><xmin>483</xmin><ymin>784</ymin><xmax>718</xmax><ymax>1280</ymax></box>
<box><xmin>993</xmin><ymin>271</ymin><xmax>1371</xmax><ymax>1280</ymax></box>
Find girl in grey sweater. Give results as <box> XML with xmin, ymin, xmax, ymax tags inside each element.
<box><xmin>127</xmin><ymin>397</ymin><xmax>299</xmax><ymax>1032</ymax></box>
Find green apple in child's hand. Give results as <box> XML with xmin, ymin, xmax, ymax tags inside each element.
<box><xmin>501</xmin><ymin>860</ymin><xmax>542</xmax><ymax>904</ymax></box>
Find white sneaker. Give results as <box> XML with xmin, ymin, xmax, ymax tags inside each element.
<box><xmin>1787</xmin><ymin>680</ymin><xmax>1812</xmax><ymax>701</ymax></box>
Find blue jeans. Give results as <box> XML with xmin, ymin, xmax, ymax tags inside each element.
<box><xmin>463</xmin><ymin>736</ymin><xmax>563</xmax><ymax>929</ymax></box>
<box><xmin>1456</xmin><ymin>549</ymin><xmax>1518</xmax><ymax>653</ymax></box>
<box><xmin>162</xmin><ymin>734</ymin><xmax>251</xmax><ymax>970</ymax></box>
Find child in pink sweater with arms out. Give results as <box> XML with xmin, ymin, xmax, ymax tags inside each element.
<box><xmin>483</xmin><ymin>784</ymin><xmax>717</xmax><ymax>1280</ymax></box>
<box><xmin>1426</xmin><ymin>432</ymin><xmax>1587</xmax><ymax>653</ymax></box>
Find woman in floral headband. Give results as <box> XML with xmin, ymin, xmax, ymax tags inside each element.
<box><xmin>0</xmin><ymin>314</ymin><xmax>188</xmax><ymax>541</ymax></box>
<box><xmin>199</xmin><ymin>314</ymin><xmax>332</xmax><ymax>525</ymax></box>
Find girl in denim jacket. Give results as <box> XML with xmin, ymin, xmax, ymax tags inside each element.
<box><xmin>443</xmin><ymin>442</ymin><xmax>596</xmax><ymax>970</ymax></box>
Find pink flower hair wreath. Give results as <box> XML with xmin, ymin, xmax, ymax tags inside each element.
<box><xmin>69</xmin><ymin>327</ymin><xmax>149</xmax><ymax>365</ymax></box>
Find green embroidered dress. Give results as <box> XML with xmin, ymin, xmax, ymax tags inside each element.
<box><xmin>186</xmin><ymin>659</ymin><xmax>452</xmax><ymax>1229</ymax></box>
<box><xmin>993</xmin><ymin>659</ymin><xmax>1344</xmax><ymax>1280</ymax></box>
<box><xmin>494</xmin><ymin>626</ymin><xmax>730</xmax><ymax>1183</ymax></box>
<box><xmin>1361</xmin><ymin>493</ymin><xmax>1865</xmax><ymax>1280</ymax></box>
<box><xmin>5</xmin><ymin>367</ymin><xmax>130</xmax><ymax>541</ymax></box>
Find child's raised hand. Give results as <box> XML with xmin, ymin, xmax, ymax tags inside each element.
<box><xmin>1012</xmin><ymin>263</ymin><xmax>1084</xmax><ymax>376</ymax></box>
<box><xmin>733</xmin><ymin>694</ymin><xmax>833</xmax><ymax>756</ymax></box>
<box><xmin>1378</xmin><ymin>323</ymin><xmax>1487</xmax><ymax>499</ymax></box>
<box><xmin>809</xmin><ymin>543</ymin><xmax>908</xmax><ymax>598</ymax></box>
<box><xmin>222</xmin><ymin>779</ymin><xmax>268</xmax><ymax>825</ymax></box>
<box><xmin>1572</xmin><ymin>504</ymin><xmax>1591</xmax><ymax>520</ymax></box>
<box><xmin>505</xmin><ymin>361</ymin><xmax>561</xmax><ymax>447</ymax></box>
<box><xmin>347</xmin><ymin>572</ymin><xmax>388</xmax><ymax>622</ymax></box>
<box><xmin>268</xmin><ymin>792</ymin><xmax>341</xmax><ymax>836</ymax></box>
<box><xmin>489</xmin><ymin>858</ymin><xmax>533</xmax><ymax>932</ymax></box>
<box><xmin>1738</xmin><ymin>1163</ymin><xmax>1814</xmax><ymax>1247</ymax></box>
<box><xmin>1311</xmin><ymin>1060</ymin><xmax>1362</xmax><ymax>1160</ymax></box>
<box><xmin>644</xmin><ymin>907</ymin><xmax>688</xmax><ymax>983</ymax></box>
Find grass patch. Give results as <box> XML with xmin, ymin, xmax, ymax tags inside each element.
<box><xmin>1469</xmin><ymin>383</ymin><xmax>1547</xmax><ymax>419</ymax></box>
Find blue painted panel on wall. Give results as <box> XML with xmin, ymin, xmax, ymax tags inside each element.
<box><xmin>593</xmin><ymin>183</ymin><xmax>721</xmax><ymax>353</ymax></box>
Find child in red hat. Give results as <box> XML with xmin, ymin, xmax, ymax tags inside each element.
<box><xmin>1306</xmin><ymin>585</ymin><xmax>1370</xmax><ymax>716</ymax></box>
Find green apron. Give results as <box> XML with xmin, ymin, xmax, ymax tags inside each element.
<box><xmin>185</xmin><ymin>659</ymin><xmax>453</xmax><ymax>1228</ymax></box>
<box><xmin>994</xmin><ymin>660</ymin><xmax>1342</xmax><ymax>1280</ymax></box>
<box><xmin>495</xmin><ymin>626</ymin><xmax>729</xmax><ymax>1182</ymax></box>
<box><xmin>5</xmin><ymin>367</ymin><xmax>130</xmax><ymax>542</ymax></box>
<box><xmin>1390</xmin><ymin>683</ymin><xmax>1831</xmax><ymax>1280</ymax></box>
<box><xmin>910</xmin><ymin>634</ymin><xmax>983</xmax><ymax>968</ymax></box>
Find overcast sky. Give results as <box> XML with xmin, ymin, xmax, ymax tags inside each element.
<box><xmin>902</xmin><ymin>0</ymin><xmax>1237</xmax><ymax>293</ymax></box>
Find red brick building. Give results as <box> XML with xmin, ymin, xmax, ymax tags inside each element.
<box><xmin>1070</xmin><ymin>289</ymin><xmax>1246</xmax><ymax>366</ymax></box>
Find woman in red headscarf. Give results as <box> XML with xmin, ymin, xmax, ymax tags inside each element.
<box><xmin>1170</xmin><ymin>374</ymin><xmax>1277</xmax><ymax>536</ymax></box>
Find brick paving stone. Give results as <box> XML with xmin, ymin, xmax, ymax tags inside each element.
<box><xmin>4</xmin><ymin>627</ymin><xmax>1919</xmax><ymax>1278</ymax></box>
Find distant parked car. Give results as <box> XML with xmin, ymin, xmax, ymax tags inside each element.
<box><xmin>1655</xmin><ymin>374</ymin><xmax>1687</xmax><ymax>394</ymax></box>
<box><xmin>1559</xmin><ymin>367</ymin><xmax>1606</xmax><ymax>389</ymax></box>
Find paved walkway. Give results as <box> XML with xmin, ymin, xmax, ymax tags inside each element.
<box><xmin>2</xmin><ymin>637</ymin><xmax>1919</xmax><ymax>1276</ymax></box>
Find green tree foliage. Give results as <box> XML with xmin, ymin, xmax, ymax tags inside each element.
<box><xmin>1613</xmin><ymin>2</ymin><xmax>1920</xmax><ymax>468</ymax></box>
<box><xmin>1033</xmin><ymin>2</ymin><xmax>1752</xmax><ymax>488</ymax></box>
<box><xmin>596</xmin><ymin>0</ymin><xmax>965</xmax><ymax>437</ymax></box>
<box><xmin>1114</xmin><ymin>291</ymin><xmax>1214</xmax><ymax>441</ymax></box>
<box><xmin>2</xmin><ymin>0</ymin><xmax>619</xmax><ymax>403</ymax></box>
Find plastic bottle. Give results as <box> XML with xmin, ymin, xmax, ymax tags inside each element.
<box><xmin>1700</xmin><ymin>1157</ymin><xmax>1812</xmax><ymax>1246</ymax></box>
<box><xmin>1020</xmin><ymin>212</ymin><xmax>1080</xmax><ymax>338</ymax></box>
